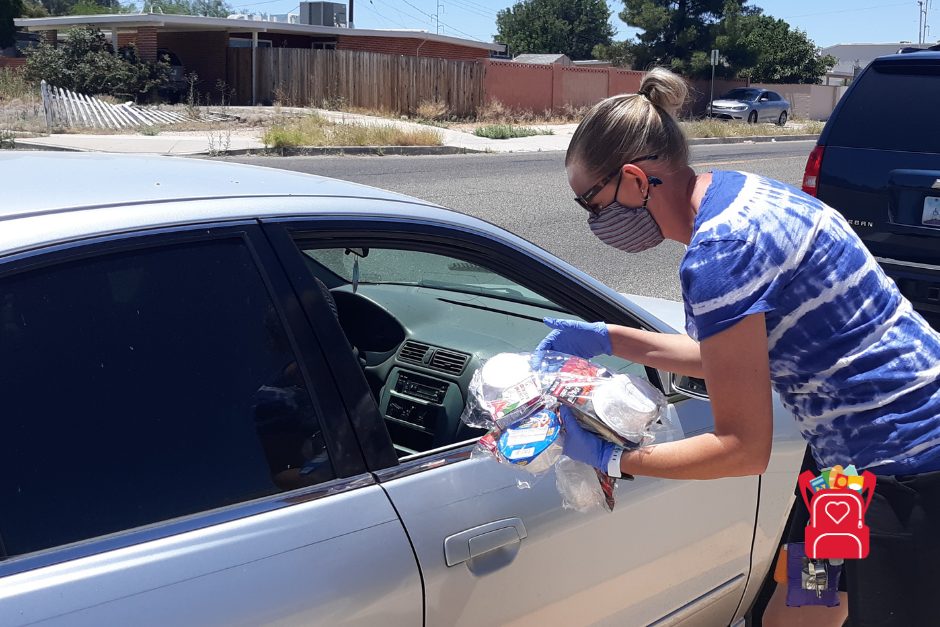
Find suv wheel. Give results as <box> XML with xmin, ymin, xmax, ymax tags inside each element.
<box><xmin>748</xmin><ymin>111</ymin><xmax>758</xmax><ymax>124</ymax></box>
<box><xmin>778</xmin><ymin>111</ymin><xmax>788</xmax><ymax>126</ymax></box>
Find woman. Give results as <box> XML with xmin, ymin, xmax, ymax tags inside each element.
<box><xmin>538</xmin><ymin>67</ymin><xmax>940</xmax><ymax>626</ymax></box>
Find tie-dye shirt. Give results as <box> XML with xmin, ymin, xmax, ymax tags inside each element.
<box><xmin>681</xmin><ymin>170</ymin><xmax>940</xmax><ymax>475</ymax></box>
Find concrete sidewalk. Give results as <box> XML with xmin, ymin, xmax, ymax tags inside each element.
<box><xmin>16</xmin><ymin>129</ymin><xmax>266</xmax><ymax>155</ymax></box>
<box><xmin>13</xmin><ymin>107</ymin><xmax>818</xmax><ymax>155</ymax></box>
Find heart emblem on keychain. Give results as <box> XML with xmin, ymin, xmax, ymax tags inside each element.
<box><xmin>825</xmin><ymin>501</ymin><xmax>850</xmax><ymax>524</ymax></box>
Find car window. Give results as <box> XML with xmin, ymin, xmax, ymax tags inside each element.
<box><xmin>300</xmin><ymin>243</ymin><xmax>649</xmax><ymax>458</ymax></box>
<box><xmin>305</xmin><ymin>247</ymin><xmax>560</xmax><ymax>310</ymax></box>
<box><xmin>827</xmin><ymin>62</ymin><xmax>940</xmax><ymax>153</ymax></box>
<box><xmin>0</xmin><ymin>239</ymin><xmax>334</xmax><ymax>559</ymax></box>
<box><xmin>767</xmin><ymin>92</ymin><xmax>781</xmax><ymax>101</ymax></box>
<box><xmin>722</xmin><ymin>88</ymin><xmax>760</xmax><ymax>100</ymax></box>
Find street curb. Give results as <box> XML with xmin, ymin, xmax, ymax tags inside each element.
<box><xmin>8</xmin><ymin>143</ymin><xmax>481</xmax><ymax>156</ymax></box>
<box><xmin>261</xmin><ymin>145</ymin><xmax>482</xmax><ymax>156</ymax></box>
<box><xmin>687</xmin><ymin>134</ymin><xmax>819</xmax><ymax>146</ymax></box>
<box><xmin>10</xmin><ymin>141</ymin><xmax>84</xmax><ymax>152</ymax></box>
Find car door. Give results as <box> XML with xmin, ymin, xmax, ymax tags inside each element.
<box><xmin>265</xmin><ymin>216</ymin><xmax>759</xmax><ymax>627</ymax></box>
<box><xmin>0</xmin><ymin>223</ymin><xmax>421</xmax><ymax>626</ymax></box>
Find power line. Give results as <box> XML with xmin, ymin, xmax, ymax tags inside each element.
<box><xmin>783</xmin><ymin>1</ymin><xmax>910</xmax><ymax>19</ymax></box>
<box><xmin>362</xmin><ymin>0</ymin><xmax>411</xmax><ymax>28</ymax></box>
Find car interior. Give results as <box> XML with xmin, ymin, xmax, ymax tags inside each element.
<box><xmin>299</xmin><ymin>244</ymin><xmax>649</xmax><ymax>459</ymax></box>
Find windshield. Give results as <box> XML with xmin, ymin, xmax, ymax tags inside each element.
<box><xmin>721</xmin><ymin>88</ymin><xmax>760</xmax><ymax>101</ymax></box>
<box><xmin>304</xmin><ymin>248</ymin><xmax>559</xmax><ymax>309</ymax></box>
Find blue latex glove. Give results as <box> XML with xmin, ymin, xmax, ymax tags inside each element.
<box><xmin>559</xmin><ymin>407</ymin><xmax>618</xmax><ymax>471</ymax></box>
<box><xmin>532</xmin><ymin>318</ymin><xmax>612</xmax><ymax>367</ymax></box>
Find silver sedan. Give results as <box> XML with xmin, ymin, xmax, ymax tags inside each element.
<box><xmin>709</xmin><ymin>88</ymin><xmax>791</xmax><ymax>125</ymax></box>
<box><xmin>0</xmin><ymin>153</ymin><xmax>804</xmax><ymax>627</ymax></box>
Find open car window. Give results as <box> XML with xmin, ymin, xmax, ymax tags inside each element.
<box><xmin>298</xmin><ymin>242</ymin><xmax>650</xmax><ymax>460</ymax></box>
<box><xmin>304</xmin><ymin>248</ymin><xmax>560</xmax><ymax>311</ymax></box>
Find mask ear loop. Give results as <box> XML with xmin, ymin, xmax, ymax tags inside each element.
<box><xmin>643</xmin><ymin>176</ymin><xmax>663</xmax><ymax>209</ymax></box>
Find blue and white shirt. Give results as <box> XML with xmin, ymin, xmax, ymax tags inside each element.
<box><xmin>681</xmin><ymin>170</ymin><xmax>940</xmax><ymax>475</ymax></box>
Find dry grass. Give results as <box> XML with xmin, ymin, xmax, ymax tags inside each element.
<box><xmin>681</xmin><ymin>118</ymin><xmax>825</xmax><ymax>138</ymax></box>
<box><xmin>0</xmin><ymin>69</ymin><xmax>46</xmax><ymax>137</ymax></box>
<box><xmin>262</xmin><ymin>112</ymin><xmax>443</xmax><ymax>149</ymax></box>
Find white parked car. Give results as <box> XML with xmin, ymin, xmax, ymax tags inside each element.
<box><xmin>0</xmin><ymin>153</ymin><xmax>804</xmax><ymax>626</ymax></box>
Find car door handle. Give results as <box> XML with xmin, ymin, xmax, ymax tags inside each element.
<box><xmin>443</xmin><ymin>518</ymin><xmax>527</xmax><ymax>567</ymax></box>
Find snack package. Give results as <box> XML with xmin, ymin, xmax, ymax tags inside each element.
<box><xmin>463</xmin><ymin>351</ymin><xmax>683</xmax><ymax>512</ymax></box>
<box><xmin>477</xmin><ymin>408</ymin><xmax>564</xmax><ymax>475</ymax></box>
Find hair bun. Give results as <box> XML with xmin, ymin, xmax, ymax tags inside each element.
<box><xmin>638</xmin><ymin>67</ymin><xmax>688</xmax><ymax>117</ymax></box>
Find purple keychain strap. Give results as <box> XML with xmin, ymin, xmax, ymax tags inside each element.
<box><xmin>785</xmin><ymin>542</ymin><xmax>842</xmax><ymax>607</ymax></box>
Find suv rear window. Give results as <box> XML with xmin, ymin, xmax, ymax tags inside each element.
<box><xmin>827</xmin><ymin>60</ymin><xmax>940</xmax><ymax>153</ymax></box>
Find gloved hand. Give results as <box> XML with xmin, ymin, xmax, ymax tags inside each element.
<box><xmin>559</xmin><ymin>407</ymin><xmax>619</xmax><ymax>471</ymax></box>
<box><xmin>532</xmin><ymin>318</ymin><xmax>612</xmax><ymax>367</ymax></box>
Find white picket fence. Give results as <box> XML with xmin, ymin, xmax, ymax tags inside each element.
<box><xmin>39</xmin><ymin>80</ymin><xmax>235</xmax><ymax>130</ymax></box>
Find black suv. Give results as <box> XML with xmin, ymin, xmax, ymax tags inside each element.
<box><xmin>803</xmin><ymin>47</ymin><xmax>940</xmax><ymax>329</ymax></box>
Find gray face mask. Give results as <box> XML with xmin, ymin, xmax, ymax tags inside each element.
<box><xmin>587</xmin><ymin>192</ymin><xmax>664</xmax><ymax>253</ymax></box>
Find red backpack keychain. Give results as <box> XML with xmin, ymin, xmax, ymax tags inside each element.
<box><xmin>798</xmin><ymin>469</ymin><xmax>876</xmax><ymax>559</ymax></box>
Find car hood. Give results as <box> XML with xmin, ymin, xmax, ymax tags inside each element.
<box><xmin>620</xmin><ymin>293</ymin><xmax>686</xmax><ymax>333</ymax></box>
<box><xmin>711</xmin><ymin>99</ymin><xmax>749</xmax><ymax>107</ymax></box>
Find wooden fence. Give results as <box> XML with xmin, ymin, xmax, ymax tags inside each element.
<box><xmin>228</xmin><ymin>48</ymin><xmax>485</xmax><ymax>116</ymax></box>
<box><xmin>39</xmin><ymin>80</ymin><xmax>234</xmax><ymax>130</ymax></box>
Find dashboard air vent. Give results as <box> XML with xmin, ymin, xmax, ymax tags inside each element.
<box><xmin>429</xmin><ymin>348</ymin><xmax>470</xmax><ymax>375</ymax></box>
<box><xmin>399</xmin><ymin>340</ymin><xmax>430</xmax><ymax>364</ymax></box>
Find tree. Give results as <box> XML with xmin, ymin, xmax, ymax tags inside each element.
<box><xmin>25</xmin><ymin>26</ymin><xmax>170</xmax><ymax>100</ymax></box>
<box><xmin>68</xmin><ymin>0</ymin><xmax>135</xmax><ymax>14</ymax></box>
<box><xmin>143</xmin><ymin>0</ymin><xmax>232</xmax><ymax>17</ymax></box>
<box><xmin>592</xmin><ymin>40</ymin><xmax>634</xmax><ymax>67</ymax></box>
<box><xmin>1</xmin><ymin>0</ymin><xmax>24</xmax><ymax>49</ymax></box>
<box><xmin>496</xmin><ymin>0</ymin><xmax>615</xmax><ymax>60</ymax></box>
<box><xmin>721</xmin><ymin>12</ymin><xmax>836</xmax><ymax>83</ymax></box>
<box><xmin>620</xmin><ymin>0</ymin><xmax>747</xmax><ymax>73</ymax></box>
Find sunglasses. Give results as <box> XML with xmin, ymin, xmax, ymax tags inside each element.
<box><xmin>574</xmin><ymin>154</ymin><xmax>660</xmax><ymax>216</ymax></box>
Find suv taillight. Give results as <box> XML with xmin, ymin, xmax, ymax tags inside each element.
<box><xmin>802</xmin><ymin>145</ymin><xmax>825</xmax><ymax>196</ymax></box>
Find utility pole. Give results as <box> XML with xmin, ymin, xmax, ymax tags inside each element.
<box><xmin>348</xmin><ymin>0</ymin><xmax>354</xmax><ymax>28</ymax></box>
<box><xmin>920</xmin><ymin>0</ymin><xmax>924</xmax><ymax>43</ymax></box>
<box><xmin>435</xmin><ymin>0</ymin><xmax>444</xmax><ymax>34</ymax></box>
<box><xmin>709</xmin><ymin>49</ymin><xmax>719</xmax><ymax>117</ymax></box>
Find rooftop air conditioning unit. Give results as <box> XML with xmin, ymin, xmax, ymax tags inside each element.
<box><xmin>300</xmin><ymin>2</ymin><xmax>347</xmax><ymax>27</ymax></box>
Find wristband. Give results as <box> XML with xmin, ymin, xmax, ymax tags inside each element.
<box><xmin>607</xmin><ymin>446</ymin><xmax>624</xmax><ymax>478</ymax></box>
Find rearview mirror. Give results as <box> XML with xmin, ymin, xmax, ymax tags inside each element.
<box><xmin>670</xmin><ymin>373</ymin><xmax>708</xmax><ymax>400</ymax></box>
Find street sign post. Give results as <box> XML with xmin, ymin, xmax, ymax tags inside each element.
<box><xmin>709</xmin><ymin>49</ymin><xmax>719</xmax><ymax>119</ymax></box>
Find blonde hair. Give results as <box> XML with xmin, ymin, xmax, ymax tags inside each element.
<box><xmin>566</xmin><ymin>67</ymin><xmax>689</xmax><ymax>177</ymax></box>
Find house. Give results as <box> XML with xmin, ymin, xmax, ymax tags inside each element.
<box><xmin>820</xmin><ymin>42</ymin><xmax>930</xmax><ymax>85</ymax></box>
<box><xmin>511</xmin><ymin>53</ymin><xmax>571</xmax><ymax>65</ymax></box>
<box><xmin>14</xmin><ymin>13</ymin><xmax>506</xmax><ymax>102</ymax></box>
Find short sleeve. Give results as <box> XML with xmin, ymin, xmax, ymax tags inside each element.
<box><xmin>680</xmin><ymin>238</ymin><xmax>776</xmax><ymax>342</ymax></box>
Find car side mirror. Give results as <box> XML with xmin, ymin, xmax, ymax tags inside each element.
<box><xmin>670</xmin><ymin>373</ymin><xmax>708</xmax><ymax>400</ymax></box>
<box><xmin>759</xmin><ymin>96</ymin><xmax>769</xmax><ymax>102</ymax></box>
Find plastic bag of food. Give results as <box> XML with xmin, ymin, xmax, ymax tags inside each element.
<box><xmin>555</xmin><ymin>456</ymin><xmax>618</xmax><ymax>512</ymax></box>
<box><xmin>461</xmin><ymin>352</ymin><xmax>546</xmax><ymax>430</ymax></box>
<box><xmin>474</xmin><ymin>407</ymin><xmax>565</xmax><ymax>475</ymax></box>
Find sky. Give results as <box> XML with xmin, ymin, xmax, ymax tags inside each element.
<box><xmin>226</xmin><ymin>0</ymin><xmax>936</xmax><ymax>50</ymax></box>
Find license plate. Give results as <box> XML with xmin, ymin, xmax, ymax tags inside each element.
<box><xmin>923</xmin><ymin>196</ymin><xmax>940</xmax><ymax>227</ymax></box>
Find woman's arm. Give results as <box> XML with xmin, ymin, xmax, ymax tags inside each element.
<box><xmin>607</xmin><ymin>325</ymin><xmax>704</xmax><ymax>379</ymax></box>
<box><xmin>618</xmin><ymin>313</ymin><xmax>774</xmax><ymax>479</ymax></box>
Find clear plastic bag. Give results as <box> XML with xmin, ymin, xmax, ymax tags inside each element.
<box><xmin>555</xmin><ymin>456</ymin><xmax>618</xmax><ymax>512</ymax></box>
<box><xmin>462</xmin><ymin>351</ymin><xmax>682</xmax><ymax>512</ymax></box>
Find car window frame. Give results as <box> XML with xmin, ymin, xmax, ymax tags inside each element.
<box><xmin>262</xmin><ymin>216</ymin><xmax>671</xmax><ymax>473</ymax></box>
<box><xmin>0</xmin><ymin>221</ymin><xmax>370</xmax><ymax>576</ymax></box>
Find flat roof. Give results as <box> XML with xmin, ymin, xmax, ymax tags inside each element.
<box><xmin>14</xmin><ymin>13</ymin><xmax>505</xmax><ymax>52</ymax></box>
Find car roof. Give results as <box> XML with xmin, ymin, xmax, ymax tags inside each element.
<box><xmin>874</xmin><ymin>50</ymin><xmax>940</xmax><ymax>64</ymax></box>
<box><xmin>1</xmin><ymin>152</ymin><xmax>425</xmax><ymax>218</ymax></box>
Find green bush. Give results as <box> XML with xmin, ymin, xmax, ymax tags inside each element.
<box><xmin>24</xmin><ymin>27</ymin><xmax>170</xmax><ymax>102</ymax></box>
<box><xmin>473</xmin><ymin>124</ymin><xmax>554</xmax><ymax>139</ymax></box>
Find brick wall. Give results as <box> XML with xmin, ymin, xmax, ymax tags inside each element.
<box><xmin>484</xmin><ymin>60</ymin><xmax>651</xmax><ymax>113</ymax></box>
<box><xmin>337</xmin><ymin>35</ymin><xmax>489</xmax><ymax>60</ymax></box>
<box><xmin>0</xmin><ymin>58</ymin><xmax>27</xmax><ymax>70</ymax></box>
<box><xmin>158</xmin><ymin>31</ymin><xmax>229</xmax><ymax>99</ymax></box>
<box><xmin>136</xmin><ymin>26</ymin><xmax>158</xmax><ymax>61</ymax></box>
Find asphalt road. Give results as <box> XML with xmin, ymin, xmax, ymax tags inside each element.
<box><xmin>224</xmin><ymin>141</ymin><xmax>814</xmax><ymax>301</ymax></box>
